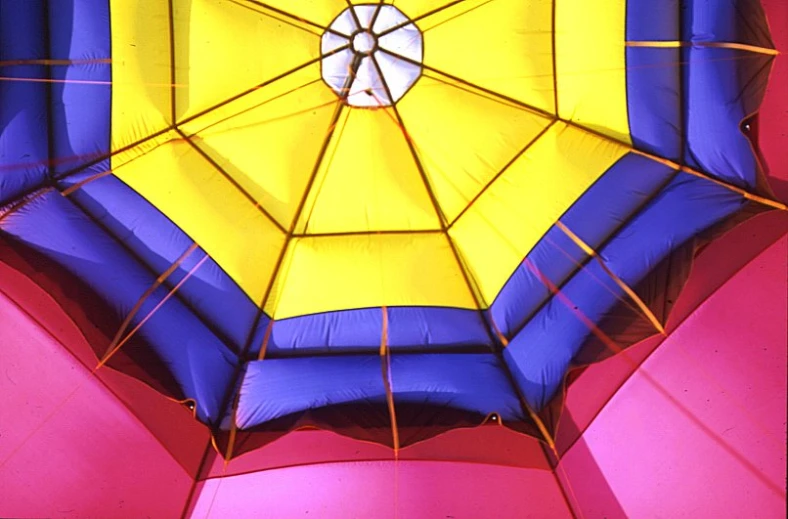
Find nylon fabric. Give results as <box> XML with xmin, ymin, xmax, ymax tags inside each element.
<box><xmin>684</xmin><ymin>47</ymin><xmax>772</xmax><ymax>188</ymax></box>
<box><xmin>294</xmin><ymin>106</ymin><xmax>441</xmax><ymax>234</ymax></box>
<box><xmin>504</xmin><ymin>173</ymin><xmax>749</xmax><ymax>410</ymax></box>
<box><xmin>266</xmin><ymin>233</ymin><xmax>477</xmax><ymax>319</ymax></box>
<box><xmin>626</xmin><ymin>0</ymin><xmax>680</xmax><ymax>41</ymax></box>
<box><xmin>489</xmin><ymin>153</ymin><xmax>676</xmax><ymax>338</ymax></box>
<box><xmin>0</xmin><ymin>191</ymin><xmax>238</xmax><ymax>421</ymax></box>
<box><xmin>237</xmin><ymin>354</ymin><xmax>526</xmax><ymax>428</ymax></box>
<box><xmin>449</xmin><ymin>123</ymin><xmax>628</xmax><ymax>306</ymax></box>
<box><xmin>112</xmin><ymin>134</ymin><xmax>287</xmax><ymax>305</ymax></box>
<box><xmin>625</xmin><ymin>48</ymin><xmax>682</xmax><ymax>160</ymax></box>
<box><xmin>178</xmin><ymin>65</ymin><xmax>336</xmax><ymax>230</ymax></box>
<box><xmin>46</xmin><ymin>0</ymin><xmax>112</xmax><ymax>177</ymax></box>
<box><xmin>0</xmin><ymin>0</ymin><xmax>776</xmax><ymax>453</ymax></box>
<box><xmin>60</xmin><ymin>166</ymin><xmax>260</xmax><ymax>353</ymax></box>
<box><xmin>556</xmin><ymin>0</ymin><xmax>630</xmax><ymax>141</ymax></box>
<box><xmin>397</xmin><ymin>74</ymin><xmax>553</xmax><ymax>223</ymax></box>
<box><xmin>683</xmin><ymin>0</ymin><xmax>774</xmax><ymax>47</ymax></box>
<box><xmin>172</xmin><ymin>0</ymin><xmax>322</xmax><ymax>121</ymax></box>
<box><xmin>110</xmin><ymin>0</ymin><xmax>172</xmax><ymax>145</ymax></box>
<box><xmin>0</xmin><ymin>1</ymin><xmax>49</xmax><ymax>205</ymax></box>
<box><xmin>253</xmin><ymin>306</ymin><xmax>493</xmax><ymax>356</ymax></box>
<box><xmin>421</xmin><ymin>0</ymin><xmax>554</xmax><ymax>113</ymax></box>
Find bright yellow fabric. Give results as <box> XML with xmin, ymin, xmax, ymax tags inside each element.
<box><xmin>247</xmin><ymin>0</ymin><xmax>348</xmax><ymax>29</ymax></box>
<box><xmin>266</xmin><ymin>233</ymin><xmax>476</xmax><ymax>319</ymax></box>
<box><xmin>109</xmin><ymin>0</ymin><xmax>172</xmax><ymax>147</ymax></box>
<box><xmin>556</xmin><ymin>0</ymin><xmax>631</xmax><ymax>143</ymax></box>
<box><xmin>109</xmin><ymin>1</ymin><xmax>637</xmax><ymax>316</ymax></box>
<box><xmin>386</xmin><ymin>0</ymin><xmax>454</xmax><ymax>19</ymax></box>
<box><xmin>449</xmin><ymin>122</ymin><xmax>628</xmax><ymax>305</ymax></box>
<box><xmin>398</xmin><ymin>74</ymin><xmax>554</xmax><ymax>223</ymax></box>
<box><xmin>422</xmin><ymin>0</ymin><xmax>554</xmax><ymax>114</ymax></box>
<box><xmin>295</xmin><ymin>106</ymin><xmax>441</xmax><ymax>234</ymax></box>
<box><xmin>179</xmin><ymin>64</ymin><xmax>336</xmax><ymax>230</ymax></box>
<box><xmin>113</xmin><ymin>133</ymin><xmax>286</xmax><ymax>304</ymax></box>
<box><xmin>172</xmin><ymin>0</ymin><xmax>321</xmax><ymax>122</ymax></box>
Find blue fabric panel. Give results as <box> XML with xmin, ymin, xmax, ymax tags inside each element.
<box><xmin>60</xmin><ymin>167</ymin><xmax>261</xmax><ymax>353</ymax></box>
<box><xmin>685</xmin><ymin>47</ymin><xmax>762</xmax><ymax>189</ymax></box>
<box><xmin>0</xmin><ymin>1</ymin><xmax>50</xmax><ymax>205</ymax></box>
<box><xmin>626</xmin><ymin>0</ymin><xmax>679</xmax><ymax>41</ymax></box>
<box><xmin>253</xmin><ymin>306</ymin><xmax>492</xmax><ymax>356</ymax></box>
<box><xmin>488</xmin><ymin>227</ymin><xmax>583</xmax><ymax>341</ymax></box>
<box><xmin>626</xmin><ymin>47</ymin><xmax>682</xmax><ymax>160</ymax></box>
<box><xmin>0</xmin><ymin>191</ymin><xmax>238</xmax><ymax>422</ymax></box>
<box><xmin>683</xmin><ymin>0</ymin><xmax>772</xmax><ymax>47</ymax></box>
<box><xmin>389</xmin><ymin>354</ymin><xmax>524</xmax><ymax>422</ymax></box>
<box><xmin>237</xmin><ymin>354</ymin><xmax>524</xmax><ymax>428</ymax></box>
<box><xmin>237</xmin><ymin>356</ymin><xmax>385</xmax><ymax>428</ymax></box>
<box><xmin>48</xmin><ymin>0</ymin><xmax>112</xmax><ymax>176</ymax></box>
<box><xmin>504</xmin><ymin>172</ymin><xmax>747</xmax><ymax>411</ymax></box>
<box><xmin>490</xmin><ymin>154</ymin><xmax>674</xmax><ymax>338</ymax></box>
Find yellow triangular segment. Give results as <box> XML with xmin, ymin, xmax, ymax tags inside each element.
<box><xmin>113</xmin><ymin>133</ymin><xmax>287</xmax><ymax>303</ymax></box>
<box><xmin>179</xmin><ymin>64</ymin><xmax>338</xmax><ymax>230</ymax></box>
<box><xmin>110</xmin><ymin>0</ymin><xmax>172</xmax><ymax>138</ymax></box>
<box><xmin>420</xmin><ymin>0</ymin><xmax>554</xmax><ymax>113</ymax></box>
<box><xmin>398</xmin><ymin>74</ymin><xmax>554</xmax><ymax>223</ymax></box>
<box><xmin>172</xmin><ymin>0</ymin><xmax>321</xmax><ymax>122</ymax></box>
<box><xmin>296</xmin><ymin>107</ymin><xmax>442</xmax><ymax>234</ymax></box>
<box><xmin>448</xmin><ymin>123</ymin><xmax>629</xmax><ymax>305</ymax></box>
<box><xmin>556</xmin><ymin>0</ymin><xmax>631</xmax><ymax>143</ymax></box>
<box><xmin>255</xmin><ymin>0</ymin><xmax>348</xmax><ymax>28</ymax></box>
<box><xmin>382</xmin><ymin>0</ymin><xmax>454</xmax><ymax>19</ymax></box>
<box><xmin>110</xmin><ymin>132</ymin><xmax>175</xmax><ymax>175</ymax></box>
<box><xmin>266</xmin><ymin>233</ymin><xmax>476</xmax><ymax>318</ymax></box>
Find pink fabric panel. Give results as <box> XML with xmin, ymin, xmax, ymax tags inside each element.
<box><xmin>0</xmin><ymin>292</ymin><xmax>193</xmax><ymax>519</ymax></box>
<box><xmin>760</xmin><ymin>0</ymin><xmax>788</xmax><ymax>199</ymax></box>
<box><xmin>557</xmin><ymin>208</ymin><xmax>788</xmax><ymax>454</ymax></box>
<box><xmin>207</xmin><ymin>424</ymin><xmax>549</xmax><ymax>479</ymax></box>
<box><xmin>190</xmin><ymin>461</ymin><xmax>570</xmax><ymax>519</ymax></box>
<box><xmin>204</xmin><ymin>430</ymin><xmax>394</xmax><ymax>479</ymax></box>
<box><xmin>399</xmin><ymin>425</ymin><xmax>549</xmax><ymax>468</ymax></box>
<box><xmin>559</xmin><ymin>236</ymin><xmax>788</xmax><ymax>518</ymax></box>
<box><xmin>0</xmin><ymin>259</ymin><xmax>212</xmax><ymax>478</ymax></box>
<box><xmin>556</xmin><ymin>338</ymin><xmax>658</xmax><ymax>454</ymax></box>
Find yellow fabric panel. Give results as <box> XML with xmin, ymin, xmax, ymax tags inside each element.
<box><xmin>556</xmin><ymin>0</ymin><xmax>631</xmax><ymax>143</ymax></box>
<box><xmin>172</xmin><ymin>0</ymin><xmax>321</xmax><ymax>122</ymax></box>
<box><xmin>179</xmin><ymin>64</ymin><xmax>337</xmax><ymax>230</ymax></box>
<box><xmin>449</xmin><ymin>122</ymin><xmax>628</xmax><ymax>305</ymax></box>
<box><xmin>109</xmin><ymin>0</ymin><xmax>172</xmax><ymax>148</ymax></box>
<box><xmin>109</xmin><ymin>131</ymin><xmax>174</xmax><ymax>179</ymax></box>
<box><xmin>421</xmin><ymin>0</ymin><xmax>554</xmax><ymax>114</ymax></box>
<box><xmin>113</xmin><ymin>134</ymin><xmax>286</xmax><ymax>303</ymax></box>
<box><xmin>267</xmin><ymin>233</ymin><xmax>476</xmax><ymax>318</ymax></box>
<box><xmin>398</xmin><ymin>74</ymin><xmax>553</xmax><ymax>223</ymax></box>
<box><xmin>384</xmin><ymin>0</ymin><xmax>452</xmax><ymax>19</ymax></box>
<box><xmin>295</xmin><ymin>107</ymin><xmax>441</xmax><ymax>234</ymax></box>
<box><xmin>248</xmin><ymin>0</ymin><xmax>347</xmax><ymax>29</ymax></box>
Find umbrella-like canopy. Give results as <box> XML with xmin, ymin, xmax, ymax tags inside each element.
<box><xmin>1</xmin><ymin>0</ymin><xmax>786</xmax><ymax>517</ymax></box>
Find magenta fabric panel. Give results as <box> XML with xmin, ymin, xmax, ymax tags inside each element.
<box><xmin>203</xmin><ymin>425</ymin><xmax>548</xmax><ymax>479</ymax></box>
<box><xmin>0</xmin><ymin>290</ymin><xmax>194</xmax><ymax>519</ymax></box>
<box><xmin>558</xmin><ymin>236</ymin><xmax>787</xmax><ymax>518</ymax></box>
<box><xmin>758</xmin><ymin>0</ymin><xmax>788</xmax><ymax>201</ymax></box>
<box><xmin>188</xmin><ymin>461</ymin><xmax>571</xmax><ymax>519</ymax></box>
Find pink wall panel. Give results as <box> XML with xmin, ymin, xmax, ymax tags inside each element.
<box><xmin>205</xmin><ymin>422</ymin><xmax>549</xmax><ymax>479</ymax></box>
<box><xmin>559</xmin><ymin>237</ymin><xmax>787</xmax><ymax>518</ymax></box>
<box><xmin>759</xmin><ymin>0</ymin><xmax>788</xmax><ymax>199</ymax></box>
<box><xmin>0</xmin><ymin>292</ymin><xmax>193</xmax><ymax>519</ymax></box>
<box><xmin>190</xmin><ymin>461</ymin><xmax>571</xmax><ymax>519</ymax></box>
<box><xmin>0</xmin><ymin>258</ymin><xmax>212</xmax><ymax>479</ymax></box>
